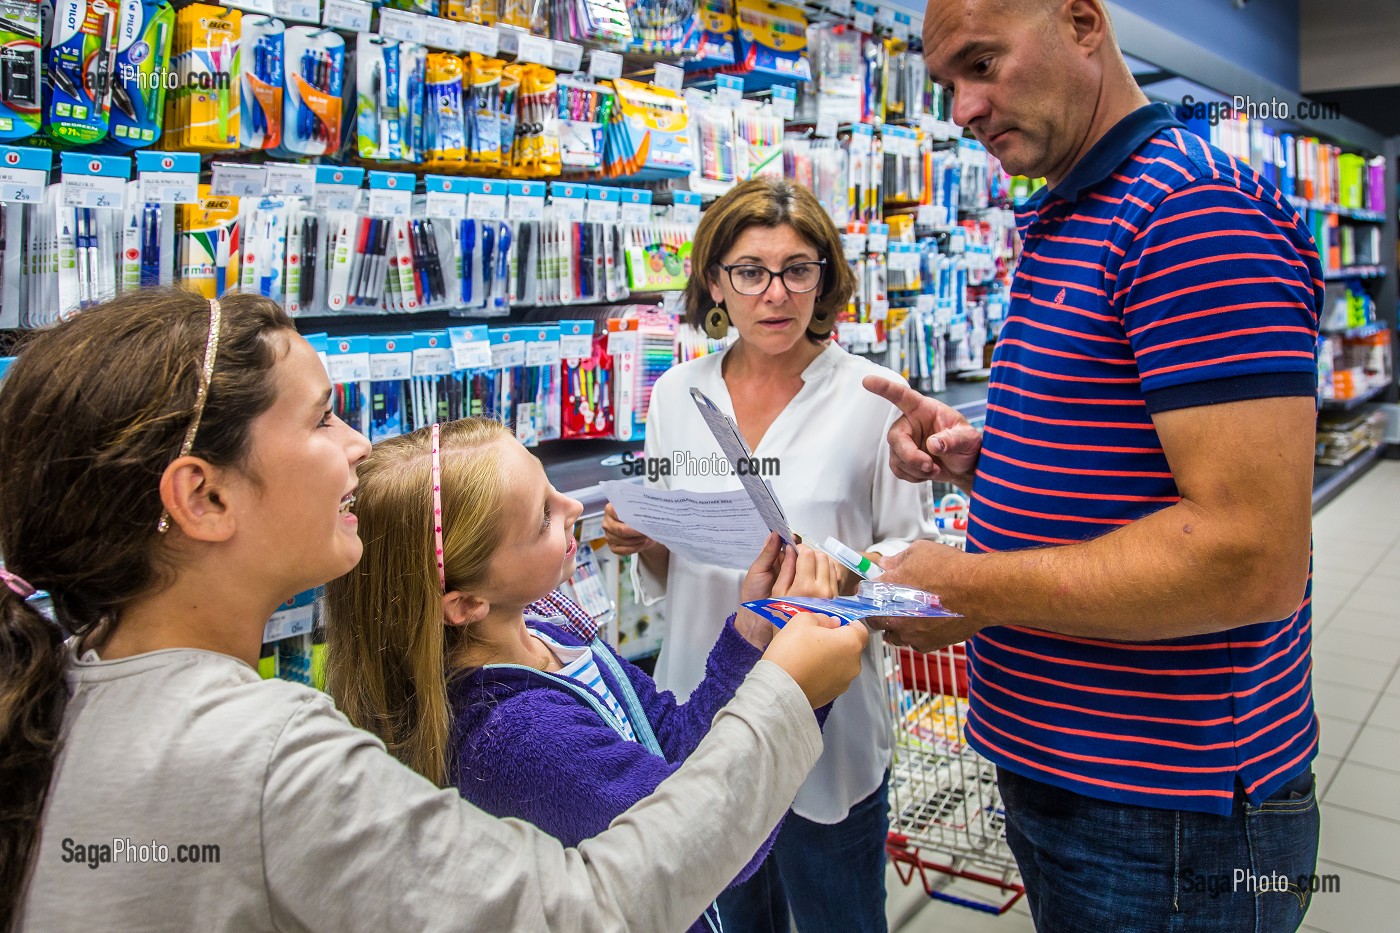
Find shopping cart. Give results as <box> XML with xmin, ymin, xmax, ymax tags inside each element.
<box><xmin>883</xmin><ymin>634</ymin><xmax>1025</xmax><ymax>915</ymax></box>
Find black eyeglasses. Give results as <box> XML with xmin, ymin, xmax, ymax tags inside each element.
<box><xmin>717</xmin><ymin>260</ymin><xmax>826</xmax><ymax>296</ymax></box>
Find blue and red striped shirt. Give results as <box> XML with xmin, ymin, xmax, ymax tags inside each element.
<box><xmin>965</xmin><ymin>104</ymin><xmax>1322</xmax><ymax>815</ymax></box>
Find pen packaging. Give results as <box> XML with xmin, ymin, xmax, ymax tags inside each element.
<box><xmin>107</xmin><ymin>0</ymin><xmax>174</xmax><ymax>149</ymax></box>
<box><xmin>239</xmin><ymin>15</ymin><xmax>284</xmax><ymax>150</ymax></box>
<box><xmin>0</xmin><ymin>0</ymin><xmax>44</xmax><ymax>141</ymax></box>
<box><xmin>279</xmin><ymin>25</ymin><xmax>342</xmax><ymax>157</ymax></box>
<box><xmin>46</xmin><ymin>0</ymin><xmax>121</xmax><ymax>145</ymax></box>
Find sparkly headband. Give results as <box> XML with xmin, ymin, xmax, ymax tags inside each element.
<box><xmin>157</xmin><ymin>298</ymin><xmax>223</xmax><ymax>534</ymax></box>
<box><xmin>431</xmin><ymin>423</ymin><xmax>446</xmax><ymax>591</ymax></box>
<box><xmin>1</xmin><ymin>568</ymin><xmax>35</xmax><ymax>599</ymax></box>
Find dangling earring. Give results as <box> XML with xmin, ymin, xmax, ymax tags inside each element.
<box><xmin>704</xmin><ymin>303</ymin><xmax>731</xmax><ymax>339</ymax></box>
<box><xmin>808</xmin><ymin>302</ymin><xmax>836</xmax><ymax>338</ymax></box>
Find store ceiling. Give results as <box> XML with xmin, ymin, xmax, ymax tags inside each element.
<box><xmin>1300</xmin><ymin>0</ymin><xmax>1400</xmax><ymax>136</ymax></box>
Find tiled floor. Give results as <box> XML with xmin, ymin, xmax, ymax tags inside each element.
<box><xmin>885</xmin><ymin>459</ymin><xmax>1400</xmax><ymax>933</ymax></box>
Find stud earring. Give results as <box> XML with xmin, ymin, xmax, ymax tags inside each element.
<box><xmin>704</xmin><ymin>303</ymin><xmax>731</xmax><ymax>339</ymax></box>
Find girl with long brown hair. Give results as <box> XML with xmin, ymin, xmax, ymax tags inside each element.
<box><xmin>0</xmin><ymin>287</ymin><xmax>867</xmax><ymax>931</ymax></box>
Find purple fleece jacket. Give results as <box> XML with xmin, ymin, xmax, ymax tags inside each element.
<box><xmin>449</xmin><ymin>615</ymin><xmax>821</xmax><ymax>931</ymax></box>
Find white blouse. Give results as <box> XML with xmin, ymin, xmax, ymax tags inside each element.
<box><xmin>636</xmin><ymin>340</ymin><xmax>937</xmax><ymax>823</ymax></box>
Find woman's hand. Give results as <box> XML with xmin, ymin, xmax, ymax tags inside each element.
<box><xmin>602</xmin><ymin>502</ymin><xmax>665</xmax><ymax>557</ymax></box>
<box><xmin>775</xmin><ymin>545</ymin><xmax>841</xmax><ymax>601</ymax></box>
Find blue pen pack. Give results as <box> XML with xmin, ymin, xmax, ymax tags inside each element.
<box><xmin>516</xmin><ymin>324</ymin><xmax>561</xmax><ymax>446</ymax></box>
<box><xmin>356</xmin><ymin>34</ymin><xmax>425</xmax><ymax>162</ymax></box>
<box><xmin>0</xmin><ymin>0</ymin><xmax>44</xmax><ymax>141</ymax></box>
<box><xmin>272</xmin><ymin>25</ymin><xmax>343</xmax><ymax>158</ymax></box>
<box><xmin>744</xmin><ymin>581</ymin><xmax>961</xmax><ymax>628</ymax></box>
<box><xmin>105</xmin><ymin>0</ymin><xmax>173</xmax><ymax>149</ymax></box>
<box><xmin>368</xmin><ymin>334</ymin><xmax>413</xmax><ymax>442</ymax></box>
<box><xmin>326</xmin><ymin>335</ymin><xmax>371</xmax><ymax>436</ymax></box>
<box><xmin>46</xmin><ymin>0</ymin><xmax>121</xmax><ymax>146</ymax></box>
<box><xmin>239</xmin><ymin>15</ymin><xmax>284</xmax><ymax>150</ymax></box>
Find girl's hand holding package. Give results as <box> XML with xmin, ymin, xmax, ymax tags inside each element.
<box><xmin>737</xmin><ymin>534</ymin><xmax>841</xmax><ymax>648</ymax></box>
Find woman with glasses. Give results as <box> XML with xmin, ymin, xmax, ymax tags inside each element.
<box><xmin>604</xmin><ymin>178</ymin><xmax>939</xmax><ymax>933</ymax></box>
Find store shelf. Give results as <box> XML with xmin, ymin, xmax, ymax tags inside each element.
<box><xmin>1319</xmin><ymin>383</ymin><xmax>1392</xmax><ymax>412</ymax></box>
<box><xmin>1313</xmin><ymin>443</ymin><xmax>1384</xmax><ymax>512</ymax></box>
<box><xmin>1285</xmin><ymin>196</ymin><xmax>1387</xmax><ymax>224</ymax></box>
<box><xmin>1323</xmin><ymin>265</ymin><xmax>1387</xmax><ymax>281</ymax></box>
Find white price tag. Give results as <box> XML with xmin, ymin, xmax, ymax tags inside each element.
<box><xmin>771</xmin><ymin>88</ymin><xmax>795</xmax><ymax>120</ymax></box>
<box><xmin>824</xmin><ymin>0</ymin><xmax>851</xmax><ymax>15</ymax></box>
<box><xmin>211</xmin><ymin>163</ymin><xmax>267</xmax><ymax>197</ymax></box>
<box><xmin>620</xmin><ymin>201</ymin><xmax>650</xmax><ymax>225</ymax></box>
<box><xmin>314</xmin><ymin>185</ymin><xmax>359</xmax><ymax>212</ymax></box>
<box><xmin>452</xmin><ymin>340</ymin><xmax>492</xmax><ymax>369</ymax></box>
<box><xmin>854</xmin><ymin>10</ymin><xmax>874</xmax><ymax>32</ymax></box>
<box><xmin>221</xmin><ymin>0</ymin><xmax>275</xmax><ymax>14</ymax></box>
<box><xmin>815</xmin><ymin>113</ymin><xmax>839</xmax><ymax>138</ymax></box>
<box><xmin>508</xmin><ymin>194</ymin><xmax>545</xmax><ymax>221</ymax></box>
<box><xmin>140</xmin><ymin>172</ymin><xmax>198</xmax><ymax>204</ymax></box>
<box><xmin>607</xmin><ymin>330</ymin><xmax>639</xmax><ymax>356</ymax></box>
<box><xmin>653</xmin><ymin>63</ymin><xmax>684</xmax><ymax>93</ymax></box>
<box><xmin>63</xmin><ymin>174</ymin><xmax>126</xmax><ymax>209</ymax></box>
<box><xmin>378</xmin><ymin>8</ymin><xmax>425</xmax><ymax>43</ymax></box>
<box><xmin>552</xmin><ymin>40</ymin><xmax>584</xmax><ymax>73</ymax></box>
<box><xmin>867</xmin><ymin>231</ymin><xmax>887</xmax><ymax>253</ymax></box>
<box><xmin>0</xmin><ymin>167</ymin><xmax>45</xmax><ymax>203</ymax></box>
<box><xmin>264</xmin><ymin>163</ymin><xmax>316</xmax><ymax>197</ymax></box>
<box><xmin>555</xmin><ymin>198</ymin><xmax>587</xmax><ymax>223</ymax></box>
<box><xmin>916</xmin><ymin>203</ymin><xmax>946</xmax><ymax>227</ymax></box>
<box><xmin>560</xmin><ymin>333</ymin><xmax>592</xmax><ymax>360</ymax></box>
<box><xmin>461</xmin><ymin>22</ymin><xmax>498</xmax><ymax>55</ymax></box>
<box><xmin>842</xmin><ymin>232</ymin><xmax>866</xmax><ymax>257</ymax></box>
<box><xmin>875</xmin><ymin>6</ymin><xmax>896</xmax><ymax>28</ymax></box>
<box><xmin>425</xmin><ymin>190</ymin><xmax>467</xmax><ymax>220</ymax></box>
<box><xmin>370</xmin><ymin>353</ymin><xmax>412</xmax><ymax>380</ymax></box>
<box><xmin>861</xmin><ymin>322</ymin><xmax>879</xmax><ymax>343</ymax></box>
<box><xmin>494</xmin><ymin>25</ymin><xmax>521</xmax><ymax>55</ymax></box>
<box><xmin>526</xmin><ymin>340</ymin><xmax>561</xmax><ymax>366</ymax></box>
<box><xmin>436</xmin><ymin>20</ymin><xmax>467</xmax><ymax>52</ymax></box>
<box><xmin>491</xmin><ymin>340</ymin><xmax>526</xmax><ymax>368</ymax></box>
<box><xmin>467</xmin><ymin>191</ymin><xmax>507</xmax><ymax>221</ymax></box>
<box><xmin>263</xmin><ymin>603</ymin><xmax>314</xmax><ymax>643</ymax></box>
<box><xmin>586</xmin><ymin>199</ymin><xmax>620</xmax><ymax>224</ymax></box>
<box><xmin>919</xmin><ymin>113</ymin><xmax>940</xmax><ymax>135</ymax></box>
<box><xmin>589</xmin><ymin>50</ymin><xmax>623</xmax><ymax>80</ymax></box>
<box><xmin>272</xmin><ymin>0</ymin><xmax>318</xmax><ymax>21</ymax></box>
<box><xmin>516</xmin><ymin>33</ymin><xmax>553</xmax><ymax>66</ymax></box>
<box><xmin>672</xmin><ymin>202</ymin><xmax>700</xmax><ymax>225</ymax></box>
<box><xmin>715</xmin><ymin>76</ymin><xmax>743</xmax><ymax>108</ymax></box>
<box><xmin>368</xmin><ymin>187</ymin><xmax>413</xmax><ymax>217</ymax></box>
<box><xmin>322</xmin><ymin>0</ymin><xmax>371</xmax><ymax>30</ymax></box>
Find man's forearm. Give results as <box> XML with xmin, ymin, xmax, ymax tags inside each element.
<box><xmin>943</xmin><ymin>500</ymin><xmax>1310</xmax><ymax>640</ymax></box>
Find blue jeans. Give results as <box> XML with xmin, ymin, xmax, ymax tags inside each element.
<box><xmin>998</xmin><ymin>767</ymin><xmax>1320</xmax><ymax>933</ymax></box>
<box><xmin>717</xmin><ymin>771</ymin><xmax>890</xmax><ymax>933</ymax></box>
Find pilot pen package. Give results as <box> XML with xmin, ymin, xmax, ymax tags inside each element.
<box><xmin>47</xmin><ymin>0</ymin><xmax>121</xmax><ymax>146</ymax></box>
<box><xmin>239</xmin><ymin>15</ymin><xmax>285</xmax><ymax>150</ymax></box>
<box><xmin>0</xmin><ymin>0</ymin><xmax>42</xmax><ymax>141</ymax></box>
<box><xmin>106</xmin><ymin>0</ymin><xmax>175</xmax><ymax>150</ymax></box>
<box><xmin>276</xmin><ymin>26</ymin><xmax>344</xmax><ymax>158</ymax></box>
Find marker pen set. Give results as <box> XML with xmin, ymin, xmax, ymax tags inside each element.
<box><xmin>556</xmin><ymin>74</ymin><xmax>613</xmax><ymax>171</ymax></box>
<box><xmin>707</xmin><ymin>0</ymin><xmax>811</xmax><ymax>89</ymax></box>
<box><xmin>600</xmin><ymin>78</ymin><xmax>693</xmax><ymax>180</ymax></box>
<box><xmin>686</xmin><ymin>88</ymin><xmax>786</xmax><ymax>193</ymax></box>
<box><xmin>556</xmin><ymin>318</ymin><xmax>613</xmax><ymax>438</ymax></box>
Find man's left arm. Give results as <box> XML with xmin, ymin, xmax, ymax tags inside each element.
<box><xmin>880</xmin><ymin>393</ymin><xmax>1314</xmax><ymax>649</ymax></box>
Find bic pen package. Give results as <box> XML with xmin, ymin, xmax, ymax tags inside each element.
<box><xmin>167</xmin><ymin>4</ymin><xmax>240</xmax><ymax>150</ymax></box>
<box><xmin>0</xmin><ymin>0</ymin><xmax>43</xmax><ymax>141</ymax></box>
<box><xmin>107</xmin><ymin>0</ymin><xmax>174</xmax><ymax>150</ymax></box>
<box><xmin>47</xmin><ymin>0</ymin><xmax>121</xmax><ymax>146</ymax></box>
<box><xmin>176</xmin><ymin>186</ymin><xmax>240</xmax><ymax>298</ymax></box>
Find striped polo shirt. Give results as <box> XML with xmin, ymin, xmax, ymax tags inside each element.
<box><xmin>965</xmin><ymin>103</ymin><xmax>1323</xmax><ymax>815</ymax></box>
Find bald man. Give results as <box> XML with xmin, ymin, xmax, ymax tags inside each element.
<box><xmin>862</xmin><ymin>1</ymin><xmax>1323</xmax><ymax>930</ymax></box>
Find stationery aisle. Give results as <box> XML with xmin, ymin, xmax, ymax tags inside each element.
<box><xmin>0</xmin><ymin>0</ymin><xmax>1026</xmax><ymax>672</ymax></box>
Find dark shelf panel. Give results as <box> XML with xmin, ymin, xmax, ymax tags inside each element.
<box><xmin>1319</xmin><ymin>383</ymin><xmax>1392</xmax><ymax>412</ymax></box>
<box><xmin>1313</xmin><ymin>444</ymin><xmax>1384</xmax><ymax>512</ymax></box>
